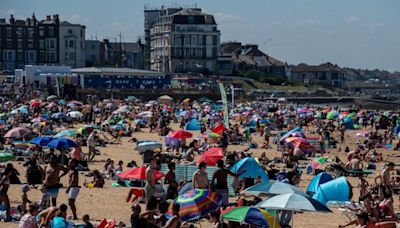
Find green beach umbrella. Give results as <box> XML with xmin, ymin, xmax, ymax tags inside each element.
<box><xmin>0</xmin><ymin>113</ymin><xmax>9</xmax><ymax>120</ymax></box>
<box><xmin>55</xmin><ymin>129</ymin><xmax>77</xmax><ymax>138</ymax></box>
<box><xmin>0</xmin><ymin>153</ymin><xmax>15</xmax><ymax>162</ymax></box>
<box><xmin>222</xmin><ymin>206</ymin><xmax>278</xmax><ymax>228</ymax></box>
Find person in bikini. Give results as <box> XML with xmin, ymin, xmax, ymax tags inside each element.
<box><xmin>192</xmin><ymin>162</ymin><xmax>210</xmax><ymax>190</ymax></box>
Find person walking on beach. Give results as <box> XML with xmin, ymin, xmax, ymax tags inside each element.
<box><xmin>212</xmin><ymin>160</ymin><xmax>239</xmax><ymax>208</ymax></box>
<box><xmin>43</xmin><ymin>155</ymin><xmax>68</xmax><ymax>207</ymax></box>
<box><xmin>145</xmin><ymin>158</ymin><xmax>156</xmax><ymax>210</ymax></box>
<box><xmin>87</xmin><ymin>131</ymin><xmax>97</xmax><ymax>162</ymax></box>
<box><xmin>67</xmin><ymin>159</ymin><xmax>80</xmax><ymax>220</ymax></box>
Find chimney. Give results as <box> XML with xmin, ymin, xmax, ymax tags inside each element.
<box><xmin>32</xmin><ymin>12</ymin><xmax>37</xmax><ymax>26</ymax></box>
<box><xmin>46</xmin><ymin>15</ymin><xmax>51</xmax><ymax>21</ymax></box>
<box><xmin>53</xmin><ymin>14</ymin><xmax>59</xmax><ymax>24</ymax></box>
<box><xmin>9</xmin><ymin>14</ymin><xmax>15</xmax><ymax>25</ymax></box>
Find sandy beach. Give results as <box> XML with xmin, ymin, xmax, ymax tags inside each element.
<box><xmin>3</xmin><ymin>121</ymin><xmax>396</xmax><ymax>228</ymax></box>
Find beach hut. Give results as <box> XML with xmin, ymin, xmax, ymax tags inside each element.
<box><xmin>312</xmin><ymin>177</ymin><xmax>351</xmax><ymax>205</ymax></box>
<box><xmin>306</xmin><ymin>172</ymin><xmax>333</xmax><ymax>197</ymax></box>
<box><xmin>185</xmin><ymin>119</ymin><xmax>201</xmax><ymax>131</ymax></box>
<box><xmin>231</xmin><ymin>157</ymin><xmax>269</xmax><ymax>182</ymax></box>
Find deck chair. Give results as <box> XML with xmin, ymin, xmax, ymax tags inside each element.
<box><xmin>328</xmin><ymin>164</ymin><xmax>373</xmax><ymax>177</ymax></box>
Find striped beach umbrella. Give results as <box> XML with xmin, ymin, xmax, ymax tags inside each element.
<box><xmin>284</xmin><ymin>137</ymin><xmax>315</xmax><ymax>153</ymax></box>
<box><xmin>166</xmin><ymin>189</ymin><xmax>221</xmax><ymax>221</ymax></box>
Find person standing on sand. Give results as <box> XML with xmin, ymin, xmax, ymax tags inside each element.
<box><xmin>43</xmin><ymin>155</ymin><xmax>68</xmax><ymax>207</ymax></box>
<box><xmin>382</xmin><ymin>162</ymin><xmax>395</xmax><ymax>192</ymax></box>
<box><xmin>192</xmin><ymin>162</ymin><xmax>209</xmax><ymax>190</ymax></box>
<box><xmin>145</xmin><ymin>158</ymin><xmax>156</xmax><ymax>210</ymax></box>
<box><xmin>67</xmin><ymin>159</ymin><xmax>80</xmax><ymax>220</ymax></box>
<box><xmin>0</xmin><ymin>167</ymin><xmax>12</xmax><ymax>222</ymax></box>
<box><xmin>212</xmin><ymin>160</ymin><xmax>239</xmax><ymax>208</ymax></box>
<box><xmin>87</xmin><ymin>131</ymin><xmax>97</xmax><ymax>162</ymax></box>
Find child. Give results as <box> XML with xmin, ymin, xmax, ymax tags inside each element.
<box><xmin>19</xmin><ymin>184</ymin><xmax>32</xmax><ymax>214</ymax></box>
<box><xmin>83</xmin><ymin>214</ymin><xmax>93</xmax><ymax>228</ymax></box>
<box><xmin>38</xmin><ymin>184</ymin><xmax>52</xmax><ymax>211</ymax></box>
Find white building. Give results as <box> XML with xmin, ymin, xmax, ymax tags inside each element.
<box><xmin>15</xmin><ymin>65</ymin><xmax>74</xmax><ymax>87</ymax></box>
<box><xmin>58</xmin><ymin>21</ymin><xmax>85</xmax><ymax>68</ymax></box>
<box><xmin>147</xmin><ymin>8</ymin><xmax>220</xmax><ymax>73</ymax></box>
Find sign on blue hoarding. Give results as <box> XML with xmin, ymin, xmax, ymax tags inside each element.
<box><xmin>83</xmin><ymin>75</ymin><xmax>171</xmax><ymax>89</ymax></box>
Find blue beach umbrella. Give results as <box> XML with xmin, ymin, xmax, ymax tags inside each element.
<box><xmin>29</xmin><ymin>136</ymin><xmax>53</xmax><ymax>146</ymax></box>
<box><xmin>47</xmin><ymin>138</ymin><xmax>78</xmax><ymax>150</ymax></box>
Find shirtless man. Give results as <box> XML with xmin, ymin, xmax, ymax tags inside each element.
<box><xmin>345</xmin><ymin>155</ymin><xmax>362</xmax><ymax>170</ymax></box>
<box><xmin>67</xmin><ymin>159</ymin><xmax>80</xmax><ymax>220</ymax></box>
<box><xmin>192</xmin><ymin>162</ymin><xmax>209</xmax><ymax>190</ymax></box>
<box><xmin>145</xmin><ymin>158</ymin><xmax>156</xmax><ymax>210</ymax></box>
<box><xmin>382</xmin><ymin>162</ymin><xmax>395</xmax><ymax>192</ymax></box>
<box><xmin>212</xmin><ymin>160</ymin><xmax>239</xmax><ymax>208</ymax></box>
<box><xmin>43</xmin><ymin>155</ymin><xmax>68</xmax><ymax>206</ymax></box>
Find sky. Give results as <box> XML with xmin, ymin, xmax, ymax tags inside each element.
<box><xmin>1</xmin><ymin>0</ymin><xmax>400</xmax><ymax>72</ymax></box>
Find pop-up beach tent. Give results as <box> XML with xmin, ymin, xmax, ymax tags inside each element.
<box><xmin>185</xmin><ymin>119</ymin><xmax>201</xmax><ymax>131</ymax></box>
<box><xmin>306</xmin><ymin>172</ymin><xmax>333</xmax><ymax>197</ymax></box>
<box><xmin>312</xmin><ymin>177</ymin><xmax>351</xmax><ymax>205</ymax></box>
<box><xmin>231</xmin><ymin>157</ymin><xmax>269</xmax><ymax>182</ymax></box>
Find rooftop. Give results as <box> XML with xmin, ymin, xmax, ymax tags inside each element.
<box><xmin>291</xmin><ymin>62</ymin><xmax>343</xmax><ymax>72</ymax></box>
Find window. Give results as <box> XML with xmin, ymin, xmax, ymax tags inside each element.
<box><xmin>48</xmin><ymin>27</ymin><xmax>54</xmax><ymax>37</ymax></box>
<box><xmin>16</xmin><ymin>28</ymin><xmax>23</xmax><ymax>38</ymax></box>
<box><xmin>50</xmin><ymin>52</ymin><xmax>55</xmax><ymax>61</ymax></box>
<box><xmin>39</xmin><ymin>40</ymin><xmax>44</xmax><ymax>49</ymax></box>
<box><xmin>69</xmin><ymin>40</ymin><xmax>74</xmax><ymax>48</ymax></box>
<box><xmin>39</xmin><ymin>27</ymin><xmax>44</xmax><ymax>36</ymax></box>
<box><xmin>64</xmin><ymin>52</ymin><xmax>69</xmax><ymax>60</ymax></box>
<box><xmin>70</xmin><ymin>52</ymin><xmax>75</xmax><ymax>60</ymax></box>
<box><xmin>91</xmin><ymin>44</ymin><xmax>95</xmax><ymax>49</ymax></box>
<box><xmin>8</xmin><ymin>51</ymin><xmax>12</xmax><ymax>60</ymax></box>
<box><xmin>80</xmin><ymin>29</ymin><xmax>83</xmax><ymax>38</ymax></box>
<box><xmin>6</xmin><ymin>39</ymin><xmax>12</xmax><ymax>48</ymax></box>
<box><xmin>187</xmin><ymin>16</ymin><xmax>195</xmax><ymax>24</ymax></box>
<box><xmin>29</xmin><ymin>52</ymin><xmax>34</xmax><ymax>61</ymax></box>
<box><xmin>68</xmin><ymin>29</ymin><xmax>73</xmax><ymax>35</ymax></box>
<box><xmin>184</xmin><ymin>35</ymin><xmax>190</xmax><ymax>45</ymax></box>
<box><xmin>50</xmin><ymin>40</ymin><xmax>55</xmax><ymax>49</ymax></box>
<box><xmin>81</xmin><ymin>41</ymin><xmax>83</xmax><ymax>49</ymax></box>
<box><xmin>6</xmin><ymin>27</ymin><xmax>12</xmax><ymax>38</ymax></box>
<box><xmin>17</xmin><ymin>39</ymin><xmax>23</xmax><ymax>49</ymax></box>
<box><xmin>28</xmin><ymin>40</ymin><xmax>33</xmax><ymax>49</ymax></box>
<box><xmin>192</xmin><ymin>35</ymin><xmax>197</xmax><ymax>45</ymax></box>
<box><xmin>28</xmin><ymin>28</ymin><xmax>34</xmax><ymax>39</ymax></box>
<box><xmin>65</xmin><ymin>40</ymin><xmax>68</xmax><ymax>48</ymax></box>
<box><xmin>39</xmin><ymin>51</ymin><xmax>45</xmax><ymax>61</ymax></box>
<box><xmin>198</xmin><ymin>36</ymin><xmax>203</xmax><ymax>45</ymax></box>
<box><xmin>91</xmin><ymin>54</ymin><xmax>95</xmax><ymax>61</ymax></box>
<box><xmin>17</xmin><ymin>51</ymin><xmax>23</xmax><ymax>61</ymax></box>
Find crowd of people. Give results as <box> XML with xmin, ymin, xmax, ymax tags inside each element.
<box><xmin>0</xmin><ymin>84</ymin><xmax>400</xmax><ymax>227</ymax></box>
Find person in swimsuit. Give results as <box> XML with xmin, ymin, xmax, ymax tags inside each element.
<box><xmin>145</xmin><ymin>158</ymin><xmax>156</xmax><ymax>210</ymax></box>
<box><xmin>0</xmin><ymin>167</ymin><xmax>12</xmax><ymax>222</ymax></box>
<box><xmin>192</xmin><ymin>162</ymin><xmax>209</xmax><ymax>190</ymax></box>
<box><xmin>38</xmin><ymin>203</ymin><xmax>68</xmax><ymax>227</ymax></box>
<box><xmin>378</xmin><ymin>190</ymin><xmax>398</xmax><ymax>221</ymax></box>
<box><xmin>43</xmin><ymin>155</ymin><xmax>68</xmax><ymax>207</ymax></box>
<box><xmin>67</xmin><ymin>159</ymin><xmax>80</xmax><ymax>220</ymax></box>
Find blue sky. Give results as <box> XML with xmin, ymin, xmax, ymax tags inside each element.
<box><xmin>2</xmin><ymin>0</ymin><xmax>399</xmax><ymax>71</ymax></box>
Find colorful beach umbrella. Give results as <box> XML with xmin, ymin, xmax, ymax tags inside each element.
<box><xmin>51</xmin><ymin>112</ymin><xmax>66</xmax><ymax>120</ymax></box>
<box><xmin>117</xmin><ymin>167</ymin><xmax>164</xmax><ymax>180</ymax></box>
<box><xmin>222</xmin><ymin>206</ymin><xmax>279</xmax><ymax>228</ymax></box>
<box><xmin>4</xmin><ymin>127</ymin><xmax>31</xmax><ymax>138</ymax></box>
<box><xmin>284</xmin><ymin>137</ymin><xmax>315</xmax><ymax>153</ymax></box>
<box><xmin>326</xmin><ymin>111</ymin><xmax>339</xmax><ymax>120</ymax></box>
<box><xmin>29</xmin><ymin>136</ymin><xmax>53</xmax><ymax>146</ymax></box>
<box><xmin>197</xmin><ymin>147</ymin><xmax>224</xmax><ymax>166</ymax></box>
<box><xmin>47</xmin><ymin>138</ymin><xmax>78</xmax><ymax>150</ymax></box>
<box><xmin>170</xmin><ymin>130</ymin><xmax>193</xmax><ymax>139</ymax></box>
<box><xmin>166</xmin><ymin>189</ymin><xmax>221</xmax><ymax>221</ymax></box>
